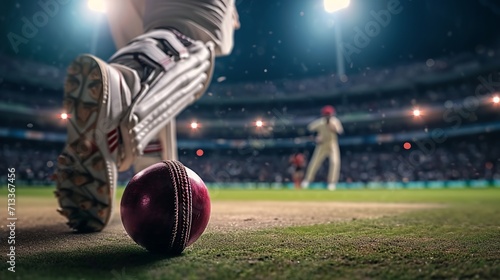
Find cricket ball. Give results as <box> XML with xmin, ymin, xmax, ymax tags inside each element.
<box><xmin>120</xmin><ymin>160</ymin><xmax>211</xmax><ymax>255</ymax></box>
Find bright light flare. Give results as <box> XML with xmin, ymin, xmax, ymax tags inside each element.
<box><xmin>88</xmin><ymin>0</ymin><xmax>107</xmax><ymax>13</ymax></box>
<box><xmin>324</xmin><ymin>0</ymin><xmax>351</xmax><ymax>13</ymax></box>
<box><xmin>412</xmin><ymin>109</ymin><xmax>421</xmax><ymax>117</ymax></box>
<box><xmin>493</xmin><ymin>96</ymin><xmax>500</xmax><ymax>104</ymax></box>
<box><xmin>190</xmin><ymin>122</ymin><xmax>199</xmax><ymax>129</ymax></box>
<box><xmin>60</xmin><ymin>113</ymin><xmax>68</xmax><ymax>120</ymax></box>
<box><xmin>196</xmin><ymin>149</ymin><xmax>204</xmax><ymax>157</ymax></box>
<box><xmin>403</xmin><ymin>142</ymin><xmax>412</xmax><ymax>150</ymax></box>
<box><xmin>255</xmin><ymin>120</ymin><xmax>264</xmax><ymax>127</ymax></box>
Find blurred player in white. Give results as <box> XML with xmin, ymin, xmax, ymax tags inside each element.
<box><xmin>301</xmin><ymin>105</ymin><xmax>344</xmax><ymax>191</ymax></box>
<box><xmin>55</xmin><ymin>0</ymin><xmax>240</xmax><ymax>232</ymax></box>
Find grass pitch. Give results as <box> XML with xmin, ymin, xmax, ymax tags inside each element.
<box><xmin>1</xmin><ymin>187</ymin><xmax>499</xmax><ymax>279</ymax></box>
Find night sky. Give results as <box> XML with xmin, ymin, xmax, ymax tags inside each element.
<box><xmin>0</xmin><ymin>0</ymin><xmax>499</xmax><ymax>82</ymax></box>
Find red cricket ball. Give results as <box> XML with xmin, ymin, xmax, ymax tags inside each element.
<box><xmin>120</xmin><ymin>160</ymin><xmax>211</xmax><ymax>254</ymax></box>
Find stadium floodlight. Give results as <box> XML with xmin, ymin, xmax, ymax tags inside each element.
<box><xmin>323</xmin><ymin>0</ymin><xmax>350</xmax><ymax>82</ymax></box>
<box><xmin>88</xmin><ymin>0</ymin><xmax>107</xmax><ymax>13</ymax></box>
<box><xmin>60</xmin><ymin>113</ymin><xmax>68</xmax><ymax>120</ymax></box>
<box><xmin>412</xmin><ymin>109</ymin><xmax>421</xmax><ymax>117</ymax></box>
<box><xmin>493</xmin><ymin>95</ymin><xmax>500</xmax><ymax>104</ymax></box>
<box><xmin>190</xmin><ymin>122</ymin><xmax>199</xmax><ymax>129</ymax></box>
<box><xmin>324</xmin><ymin>0</ymin><xmax>351</xmax><ymax>13</ymax></box>
<box><xmin>255</xmin><ymin>120</ymin><xmax>264</xmax><ymax>127</ymax></box>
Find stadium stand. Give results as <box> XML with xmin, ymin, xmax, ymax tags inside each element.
<box><xmin>0</xmin><ymin>49</ymin><xmax>499</xmax><ymax>187</ymax></box>
<box><xmin>1</xmin><ymin>132</ymin><xmax>498</xmax><ymax>186</ymax></box>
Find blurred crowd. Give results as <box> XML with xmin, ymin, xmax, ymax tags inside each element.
<box><xmin>1</xmin><ymin>48</ymin><xmax>499</xmax><ymax>187</ymax></box>
<box><xmin>182</xmin><ymin>135</ymin><xmax>500</xmax><ymax>184</ymax></box>
<box><xmin>1</xmin><ymin>134</ymin><xmax>498</xmax><ymax>186</ymax></box>
<box><xmin>0</xmin><ymin>141</ymin><xmax>60</xmax><ymax>186</ymax></box>
<box><xmin>2</xmin><ymin>48</ymin><xmax>499</xmax><ymax>119</ymax></box>
<box><xmin>206</xmin><ymin>48</ymin><xmax>498</xmax><ymax>100</ymax></box>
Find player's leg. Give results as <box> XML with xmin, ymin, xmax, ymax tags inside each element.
<box><xmin>55</xmin><ymin>31</ymin><xmax>214</xmax><ymax>232</ymax></box>
<box><xmin>134</xmin><ymin>124</ymin><xmax>178</xmax><ymax>173</ymax></box>
<box><xmin>135</xmin><ymin>0</ymin><xmax>240</xmax><ymax>166</ymax></box>
<box><xmin>143</xmin><ymin>0</ymin><xmax>239</xmax><ymax>56</ymax></box>
<box><xmin>108</xmin><ymin>0</ymin><xmax>176</xmax><ymax>169</ymax></box>
<box><xmin>161</xmin><ymin>121</ymin><xmax>178</xmax><ymax>160</ymax></box>
<box><xmin>292</xmin><ymin>168</ymin><xmax>299</xmax><ymax>189</ymax></box>
<box><xmin>55</xmin><ymin>0</ymin><xmax>239</xmax><ymax>232</ymax></box>
<box><xmin>55</xmin><ymin>55</ymin><xmax>137</xmax><ymax>232</ymax></box>
<box><xmin>56</xmin><ymin>32</ymin><xmax>213</xmax><ymax>232</ymax></box>
<box><xmin>55</xmin><ymin>0</ymin><xmax>146</xmax><ymax>231</ymax></box>
<box><xmin>106</xmin><ymin>0</ymin><xmax>145</xmax><ymax>49</ymax></box>
<box><xmin>293</xmin><ymin>169</ymin><xmax>304</xmax><ymax>189</ymax></box>
<box><xmin>302</xmin><ymin>146</ymin><xmax>327</xmax><ymax>188</ymax></box>
<box><xmin>327</xmin><ymin>145</ymin><xmax>341</xmax><ymax>191</ymax></box>
<box><xmin>113</xmin><ymin>0</ymin><xmax>240</xmax><ymax>167</ymax></box>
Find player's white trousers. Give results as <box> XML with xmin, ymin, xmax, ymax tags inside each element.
<box><xmin>106</xmin><ymin>0</ymin><xmax>172</xmax><ymax>167</ymax></box>
<box><xmin>304</xmin><ymin>144</ymin><xmax>341</xmax><ymax>184</ymax></box>
<box><xmin>105</xmin><ymin>0</ymin><xmax>234</xmax><ymax>168</ymax></box>
<box><xmin>106</xmin><ymin>0</ymin><xmax>235</xmax><ymax>55</ymax></box>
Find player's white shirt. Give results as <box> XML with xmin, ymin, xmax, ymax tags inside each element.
<box><xmin>307</xmin><ymin>116</ymin><xmax>344</xmax><ymax>146</ymax></box>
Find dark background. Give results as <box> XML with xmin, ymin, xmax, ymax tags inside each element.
<box><xmin>1</xmin><ymin>0</ymin><xmax>499</xmax><ymax>81</ymax></box>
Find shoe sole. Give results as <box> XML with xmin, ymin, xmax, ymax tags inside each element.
<box><xmin>55</xmin><ymin>55</ymin><xmax>116</xmax><ymax>232</ymax></box>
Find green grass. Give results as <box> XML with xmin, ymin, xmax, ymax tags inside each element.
<box><xmin>2</xmin><ymin>186</ymin><xmax>499</xmax><ymax>204</ymax></box>
<box><xmin>207</xmin><ymin>188</ymin><xmax>500</xmax><ymax>204</ymax></box>
<box><xmin>1</xmin><ymin>187</ymin><xmax>499</xmax><ymax>279</ymax></box>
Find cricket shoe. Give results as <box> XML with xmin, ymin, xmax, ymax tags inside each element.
<box><xmin>55</xmin><ymin>29</ymin><xmax>214</xmax><ymax>232</ymax></box>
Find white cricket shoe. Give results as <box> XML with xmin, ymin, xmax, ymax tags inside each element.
<box><xmin>327</xmin><ymin>183</ymin><xmax>336</xmax><ymax>191</ymax></box>
<box><xmin>55</xmin><ymin>29</ymin><xmax>213</xmax><ymax>232</ymax></box>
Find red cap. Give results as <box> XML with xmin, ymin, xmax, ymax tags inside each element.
<box><xmin>321</xmin><ymin>105</ymin><xmax>335</xmax><ymax>116</ymax></box>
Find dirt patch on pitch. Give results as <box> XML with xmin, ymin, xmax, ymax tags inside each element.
<box><xmin>1</xmin><ymin>198</ymin><xmax>440</xmax><ymax>255</ymax></box>
<box><xmin>207</xmin><ymin>201</ymin><xmax>440</xmax><ymax>232</ymax></box>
